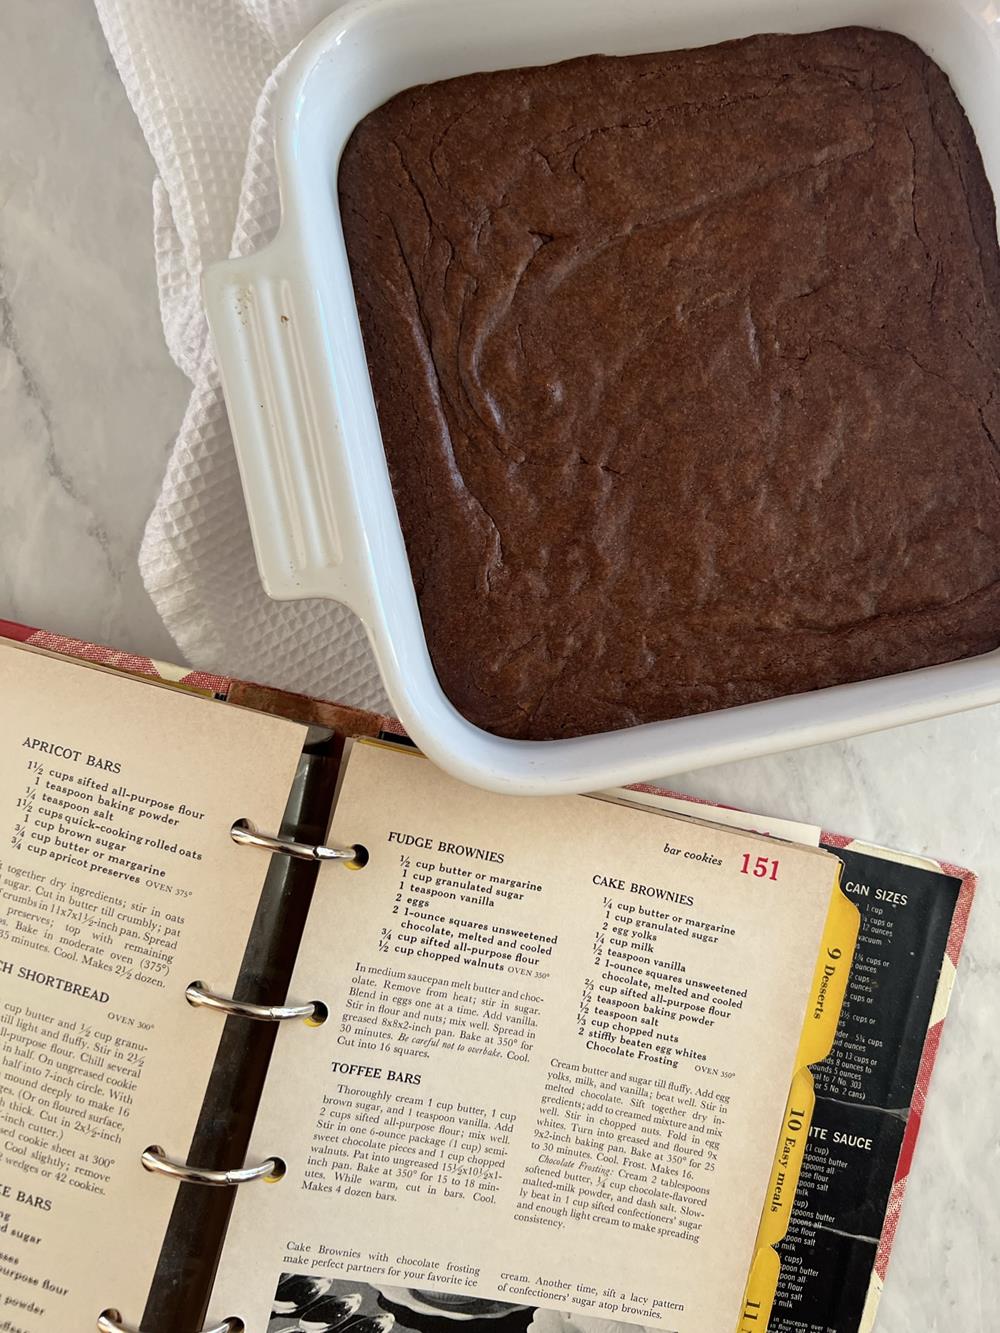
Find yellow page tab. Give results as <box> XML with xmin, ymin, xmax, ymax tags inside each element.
<box><xmin>754</xmin><ymin>1069</ymin><xmax>816</xmax><ymax>1249</ymax></box>
<box><xmin>737</xmin><ymin>1248</ymin><xmax>780</xmax><ymax>1333</ymax></box>
<box><xmin>795</xmin><ymin>882</ymin><xmax>860</xmax><ymax>1070</ymax></box>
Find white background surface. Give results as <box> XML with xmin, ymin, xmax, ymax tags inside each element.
<box><xmin>0</xmin><ymin>1</ymin><xmax>996</xmax><ymax>1329</ymax></box>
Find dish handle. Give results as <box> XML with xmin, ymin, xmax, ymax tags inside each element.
<box><xmin>203</xmin><ymin>242</ymin><xmax>360</xmax><ymax>609</ymax></box>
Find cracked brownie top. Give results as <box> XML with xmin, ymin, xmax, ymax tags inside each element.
<box><xmin>338</xmin><ymin>26</ymin><xmax>1000</xmax><ymax>740</ymax></box>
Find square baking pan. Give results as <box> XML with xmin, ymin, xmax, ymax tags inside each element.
<box><xmin>204</xmin><ymin>0</ymin><xmax>1000</xmax><ymax>796</ymax></box>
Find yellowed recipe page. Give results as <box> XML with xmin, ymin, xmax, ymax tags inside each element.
<box><xmin>0</xmin><ymin>642</ymin><xmax>306</xmax><ymax>1331</ymax></box>
<box><xmin>210</xmin><ymin>741</ymin><xmax>838</xmax><ymax>1333</ymax></box>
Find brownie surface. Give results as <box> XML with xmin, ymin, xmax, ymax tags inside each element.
<box><xmin>338</xmin><ymin>27</ymin><xmax>1000</xmax><ymax>740</ymax></box>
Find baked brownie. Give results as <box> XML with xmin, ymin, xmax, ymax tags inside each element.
<box><xmin>338</xmin><ymin>27</ymin><xmax>1000</xmax><ymax>740</ymax></box>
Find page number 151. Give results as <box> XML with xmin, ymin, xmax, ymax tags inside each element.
<box><xmin>740</xmin><ymin>853</ymin><xmax>780</xmax><ymax>880</ymax></box>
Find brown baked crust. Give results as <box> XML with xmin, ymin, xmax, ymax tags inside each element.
<box><xmin>338</xmin><ymin>27</ymin><xmax>1000</xmax><ymax>740</ymax></box>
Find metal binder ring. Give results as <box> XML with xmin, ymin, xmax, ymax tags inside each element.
<box><xmin>230</xmin><ymin>817</ymin><xmax>361</xmax><ymax>863</ymax></box>
<box><xmin>98</xmin><ymin>1313</ymin><xmax>240</xmax><ymax>1333</ymax></box>
<box><xmin>141</xmin><ymin>1145</ymin><xmax>285</xmax><ymax>1187</ymax></box>
<box><xmin>186</xmin><ymin>980</ymin><xmax>325</xmax><ymax>1025</ymax></box>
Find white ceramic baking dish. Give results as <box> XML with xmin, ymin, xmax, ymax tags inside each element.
<box><xmin>204</xmin><ymin>0</ymin><xmax>1000</xmax><ymax>796</ymax></box>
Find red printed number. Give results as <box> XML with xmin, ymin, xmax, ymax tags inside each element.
<box><xmin>740</xmin><ymin>853</ymin><xmax>780</xmax><ymax>880</ymax></box>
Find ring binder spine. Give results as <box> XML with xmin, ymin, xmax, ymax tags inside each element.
<box><xmin>97</xmin><ymin>1312</ymin><xmax>240</xmax><ymax>1333</ymax></box>
<box><xmin>140</xmin><ymin>1147</ymin><xmax>285</xmax><ymax>1187</ymax></box>
<box><xmin>129</xmin><ymin>734</ymin><xmax>345</xmax><ymax>1331</ymax></box>
<box><xmin>230</xmin><ymin>817</ymin><xmax>362</xmax><ymax>863</ymax></box>
<box><xmin>185</xmin><ymin>980</ymin><xmax>326</xmax><ymax>1024</ymax></box>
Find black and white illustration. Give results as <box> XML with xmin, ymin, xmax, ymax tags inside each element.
<box><xmin>267</xmin><ymin>1276</ymin><xmax>646</xmax><ymax>1333</ymax></box>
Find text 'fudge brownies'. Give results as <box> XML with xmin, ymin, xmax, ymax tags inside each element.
<box><xmin>339</xmin><ymin>27</ymin><xmax>1000</xmax><ymax>740</ymax></box>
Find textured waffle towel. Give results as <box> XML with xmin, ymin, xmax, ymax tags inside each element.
<box><xmin>94</xmin><ymin>0</ymin><xmax>391</xmax><ymax>709</ymax></box>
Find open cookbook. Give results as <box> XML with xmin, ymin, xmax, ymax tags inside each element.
<box><xmin>0</xmin><ymin>622</ymin><xmax>974</xmax><ymax>1333</ymax></box>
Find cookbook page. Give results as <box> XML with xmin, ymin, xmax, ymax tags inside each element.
<box><xmin>209</xmin><ymin>740</ymin><xmax>839</xmax><ymax>1333</ymax></box>
<box><xmin>0</xmin><ymin>641</ymin><xmax>307</xmax><ymax>1331</ymax></box>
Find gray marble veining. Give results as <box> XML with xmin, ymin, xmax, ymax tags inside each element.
<box><xmin>0</xmin><ymin>1</ymin><xmax>996</xmax><ymax>1328</ymax></box>
<box><xmin>1</xmin><ymin>0</ymin><xmax>187</xmax><ymax>658</ymax></box>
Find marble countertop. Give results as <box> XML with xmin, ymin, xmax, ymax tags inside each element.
<box><xmin>1</xmin><ymin>2</ymin><xmax>997</xmax><ymax>1329</ymax></box>
<box><xmin>1</xmin><ymin>0</ymin><xmax>187</xmax><ymax>661</ymax></box>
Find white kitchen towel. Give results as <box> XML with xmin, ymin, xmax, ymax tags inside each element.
<box><xmin>93</xmin><ymin>0</ymin><xmax>392</xmax><ymax>710</ymax></box>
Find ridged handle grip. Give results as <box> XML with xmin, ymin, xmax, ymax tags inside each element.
<box><xmin>203</xmin><ymin>243</ymin><xmax>355</xmax><ymax>607</ymax></box>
